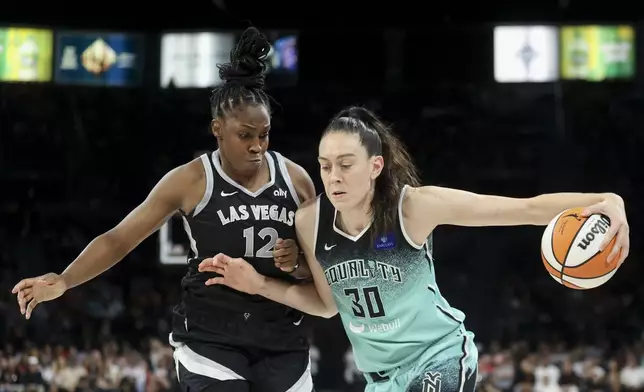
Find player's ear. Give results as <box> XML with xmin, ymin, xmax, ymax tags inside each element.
<box><xmin>211</xmin><ymin>119</ymin><xmax>222</xmax><ymax>139</ymax></box>
<box><xmin>370</xmin><ymin>155</ymin><xmax>384</xmax><ymax>180</ymax></box>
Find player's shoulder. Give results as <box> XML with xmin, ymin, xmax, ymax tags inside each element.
<box><xmin>273</xmin><ymin>151</ymin><xmax>316</xmax><ymax>203</ymax></box>
<box><xmin>295</xmin><ymin>195</ymin><xmax>321</xmax><ymax>219</ymax></box>
<box><xmin>276</xmin><ymin>153</ymin><xmax>307</xmax><ymax>179</ymax></box>
<box><xmin>294</xmin><ymin>195</ymin><xmax>323</xmax><ymax>246</ymax></box>
<box><xmin>398</xmin><ymin>185</ymin><xmax>443</xmax><ymax>221</ymax></box>
<box><xmin>295</xmin><ymin>194</ymin><xmax>322</xmax><ymax>226</ymax></box>
<box><xmin>176</xmin><ymin>154</ymin><xmax>210</xmax><ymax>184</ymax></box>
<box><xmin>401</xmin><ymin>185</ymin><xmax>438</xmax><ymax>206</ymax></box>
<box><xmin>156</xmin><ymin>155</ymin><xmax>204</xmax><ymax>186</ymax></box>
<box><xmin>147</xmin><ymin>156</ymin><xmax>210</xmax><ymax>214</ymax></box>
<box><xmin>400</xmin><ymin>184</ymin><xmax>419</xmax><ymax>205</ymax></box>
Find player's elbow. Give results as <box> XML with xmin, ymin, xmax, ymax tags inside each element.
<box><xmin>320</xmin><ymin>299</ymin><xmax>338</xmax><ymax>318</ymax></box>
<box><xmin>300</xmin><ymin>300</ymin><xmax>337</xmax><ymax>318</ymax></box>
<box><xmin>308</xmin><ymin>297</ymin><xmax>337</xmax><ymax>318</ymax></box>
<box><xmin>319</xmin><ymin>307</ymin><xmax>338</xmax><ymax>319</ymax></box>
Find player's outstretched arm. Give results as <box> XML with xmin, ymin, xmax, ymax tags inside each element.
<box><xmin>200</xmin><ymin>198</ymin><xmax>338</xmax><ymax>318</ymax></box>
<box><xmin>403</xmin><ymin>186</ymin><xmax>629</xmax><ymax>265</ymax></box>
<box><xmin>12</xmin><ymin>158</ymin><xmax>206</xmax><ymax>318</ymax></box>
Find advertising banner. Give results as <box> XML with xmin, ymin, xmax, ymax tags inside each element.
<box><xmin>494</xmin><ymin>26</ymin><xmax>558</xmax><ymax>83</ymax></box>
<box><xmin>560</xmin><ymin>25</ymin><xmax>635</xmax><ymax>81</ymax></box>
<box><xmin>55</xmin><ymin>32</ymin><xmax>144</xmax><ymax>86</ymax></box>
<box><xmin>0</xmin><ymin>27</ymin><xmax>53</xmax><ymax>82</ymax></box>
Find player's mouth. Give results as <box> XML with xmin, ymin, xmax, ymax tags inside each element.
<box><xmin>248</xmin><ymin>157</ymin><xmax>262</xmax><ymax>163</ymax></box>
<box><xmin>331</xmin><ymin>191</ymin><xmax>347</xmax><ymax>198</ymax></box>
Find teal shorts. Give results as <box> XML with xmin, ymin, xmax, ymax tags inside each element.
<box><xmin>363</xmin><ymin>330</ymin><xmax>478</xmax><ymax>392</ymax></box>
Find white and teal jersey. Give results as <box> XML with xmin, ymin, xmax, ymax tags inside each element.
<box><xmin>314</xmin><ymin>187</ymin><xmax>475</xmax><ymax>373</ymax></box>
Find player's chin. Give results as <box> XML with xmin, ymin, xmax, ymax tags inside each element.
<box><xmin>236</xmin><ymin>159</ymin><xmax>263</xmax><ymax>173</ymax></box>
<box><xmin>328</xmin><ymin>192</ymin><xmax>352</xmax><ymax>210</ymax></box>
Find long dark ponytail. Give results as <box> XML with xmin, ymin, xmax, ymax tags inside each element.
<box><xmin>324</xmin><ymin>106</ymin><xmax>421</xmax><ymax>239</ymax></box>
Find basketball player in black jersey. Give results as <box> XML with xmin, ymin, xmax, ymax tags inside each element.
<box><xmin>12</xmin><ymin>28</ymin><xmax>317</xmax><ymax>392</ymax></box>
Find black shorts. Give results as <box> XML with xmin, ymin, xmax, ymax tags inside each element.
<box><xmin>171</xmin><ymin>334</ymin><xmax>313</xmax><ymax>392</ymax></box>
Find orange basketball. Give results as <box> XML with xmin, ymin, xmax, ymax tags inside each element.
<box><xmin>541</xmin><ymin>207</ymin><xmax>621</xmax><ymax>289</ymax></box>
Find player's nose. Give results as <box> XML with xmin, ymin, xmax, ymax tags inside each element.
<box><xmin>248</xmin><ymin>142</ymin><xmax>262</xmax><ymax>154</ymax></box>
<box><xmin>329</xmin><ymin>166</ymin><xmax>342</xmax><ymax>183</ymax></box>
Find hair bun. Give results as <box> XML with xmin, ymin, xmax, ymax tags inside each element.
<box><xmin>336</xmin><ymin>106</ymin><xmax>381</xmax><ymax>129</ymax></box>
<box><xmin>218</xmin><ymin>27</ymin><xmax>271</xmax><ymax>88</ymax></box>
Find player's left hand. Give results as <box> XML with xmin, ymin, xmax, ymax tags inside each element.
<box><xmin>273</xmin><ymin>238</ymin><xmax>299</xmax><ymax>272</ymax></box>
<box><xmin>198</xmin><ymin>253</ymin><xmax>264</xmax><ymax>295</ymax></box>
<box><xmin>581</xmin><ymin>193</ymin><xmax>629</xmax><ymax>266</ymax></box>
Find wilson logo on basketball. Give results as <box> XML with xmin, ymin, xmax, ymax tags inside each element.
<box><xmin>559</xmin><ymin>213</ymin><xmax>581</xmax><ymax>235</ymax></box>
<box><xmin>562</xmin><ymin>213</ymin><xmax>583</xmax><ymax>221</ymax></box>
<box><xmin>577</xmin><ymin>215</ymin><xmax>611</xmax><ymax>250</ymax></box>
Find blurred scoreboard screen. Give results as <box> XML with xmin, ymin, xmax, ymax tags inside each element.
<box><xmin>560</xmin><ymin>25</ymin><xmax>635</xmax><ymax>81</ymax></box>
<box><xmin>264</xmin><ymin>31</ymin><xmax>298</xmax><ymax>87</ymax></box>
<box><xmin>270</xmin><ymin>35</ymin><xmax>297</xmax><ymax>72</ymax></box>
<box><xmin>0</xmin><ymin>27</ymin><xmax>53</xmax><ymax>82</ymax></box>
<box><xmin>55</xmin><ymin>31</ymin><xmax>144</xmax><ymax>87</ymax></box>
<box><xmin>160</xmin><ymin>32</ymin><xmax>236</xmax><ymax>88</ymax></box>
<box><xmin>159</xmin><ymin>213</ymin><xmax>191</xmax><ymax>265</ymax></box>
<box><xmin>160</xmin><ymin>30</ymin><xmax>298</xmax><ymax>88</ymax></box>
<box><xmin>494</xmin><ymin>25</ymin><xmax>558</xmax><ymax>83</ymax></box>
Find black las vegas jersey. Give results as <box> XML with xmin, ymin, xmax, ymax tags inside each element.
<box><xmin>171</xmin><ymin>149</ymin><xmax>307</xmax><ymax>350</ymax></box>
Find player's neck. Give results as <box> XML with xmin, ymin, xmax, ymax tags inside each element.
<box><xmin>219</xmin><ymin>154</ymin><xmax>267</xmax><ymax>190</ymax></box>
<box><xmin>337</xmin><ymin>190</ymin><xmax>373</xmax><ymax>236</ymax></box>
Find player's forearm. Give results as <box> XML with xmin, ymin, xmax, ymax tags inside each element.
<box><xmin>257</xmin><ymin>277</ymin><xmax>336</xmax><ymax>318</ymax></box>
<box><xmin>60</xmin><ymin>232</ymin><xmax>132</xmax><ymax>289</ymax></box>
<box><xmin>527</xmin><ymin>192</ymin><xmax>621</xmax><ymax>225</ymax></box>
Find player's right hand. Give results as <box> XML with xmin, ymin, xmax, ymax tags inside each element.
<box><xmin>198</xmin><ymin>253</ymin><xmax>265</xmax><ymax>295</ymax></box>
<box><xmin>581</xmin><ymin>193</ymin><xmax>629</xmax><ymax>266</ymax></box>
<box><xmin>11</xmin><ymin>273</ymin><xmax>68</xmax><ymax>320</ymax></box>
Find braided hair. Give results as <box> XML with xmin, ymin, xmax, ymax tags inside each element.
<box><xmin>210</xmin><ymin>27</ymin><xmax>272</xmax><ymax>119</ymax></box>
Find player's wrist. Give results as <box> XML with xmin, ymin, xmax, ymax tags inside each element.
<box><xmin>285</xmin><ymin>252</ymin><xmax>307</xmax><ymax>275</ymax></box>
<box><xmin>59</xmin><ymin>272</ymin><xmax>72</xmax><ymax>291</ymax></box>
<box><xmin>284</xmin><ymin>262</ymin><xmax>300</xmax><ymax>274</ymax></box>
<box><xmin>604</xmin><ymin>193</ymin><xmax>624</xmax><ymax>208</ymax></box>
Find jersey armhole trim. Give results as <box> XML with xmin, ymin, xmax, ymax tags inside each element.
<box><xmin>193</xmin><ymin>153</ymin><xmax>215</xmax><ymax>217</ymax></box>
<box><xmin>398</xmin><ymin>185</ymin><xmax>424</xmax><ymax>250</ymax></box>
<box><xmin>273</xmin><ymin>151</ymin><xmax>302</xmax><ymax>206</ymax></box>
<box><xmin>312</xmin><ymin>196</ymin><xmax>321</xmax><ymax>254</ymax></box>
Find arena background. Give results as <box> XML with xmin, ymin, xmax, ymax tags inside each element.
<box><xmin>1</xmin><ymin>1</ymin><xmax>643</xmax><ymax>391</ymax></box>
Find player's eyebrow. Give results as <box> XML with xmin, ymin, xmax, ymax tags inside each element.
<box><xmin>318</xmin><ymin>154</ymin><xmax>357</xmax><ymax>161</ymax></box>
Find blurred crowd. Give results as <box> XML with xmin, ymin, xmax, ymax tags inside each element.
<box><xmin>1</xmin><ymin>80</ymin><xmax>642</xmax><ymax>392</ymax></box>
<box><xmin>476</xmin><ymin>340</ymin><xmax>644</xmax><ymax>392</ymax></box>
<box><xmin>0</xmin><ymin>338</ymin><xmax>176</xmax><ymax>392</ymax></box>
<box><xmin>3</xmin><ymin>331</ymin><xmax>644</xmax><ymax>392</ymax></box>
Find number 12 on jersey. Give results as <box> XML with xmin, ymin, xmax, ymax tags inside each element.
<box><xmin>243</xmin><ymin>226</ymin><xmax>279</xmax><ymax>258</ymax></box>
<box><xmin>344</xmin><ymin>286</ymin><xmax>386</xmax><ymax>318</ymax></box>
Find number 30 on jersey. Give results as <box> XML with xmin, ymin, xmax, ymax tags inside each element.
<box><xmin>344</xmin><ymin>286</ymin><xmax>386</xmax><ymax>318</ymax></box>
